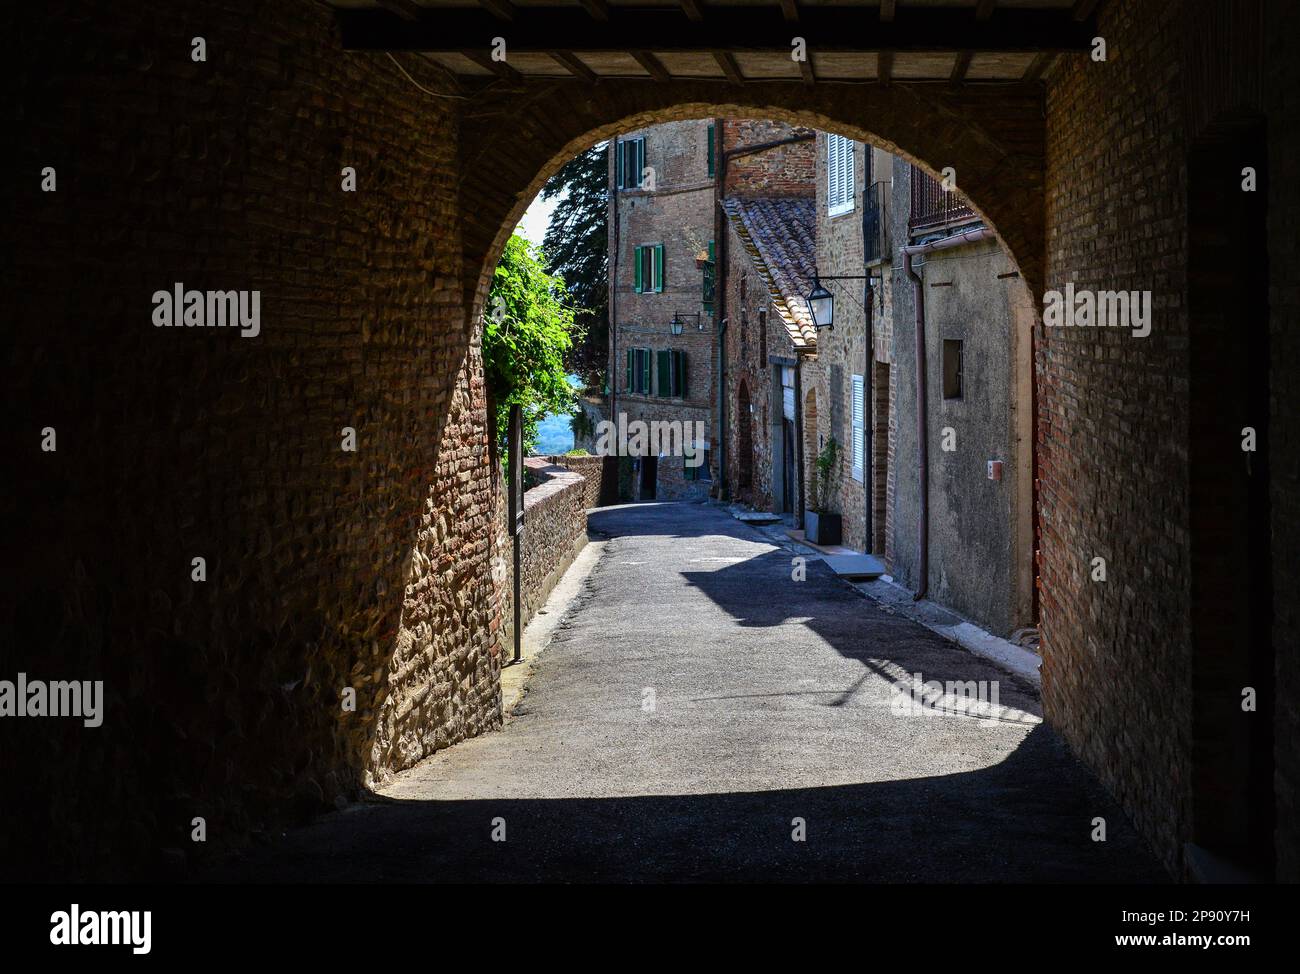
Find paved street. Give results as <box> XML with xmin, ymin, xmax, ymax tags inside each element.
<box><xmin>209</xmin><ymin>501</ymin><xmax>1166</xmax><ymax>883</ymax></box>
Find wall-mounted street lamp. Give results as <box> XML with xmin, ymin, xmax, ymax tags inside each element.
<box><xmin>806</xmin><ymin>273</ymin><xmax>874</xmax><ymax>330</ymax></box>
<box><xmin>671</xmin><ymin>311</ymin><xmax>700</xmax><ymax>335</ymax></box>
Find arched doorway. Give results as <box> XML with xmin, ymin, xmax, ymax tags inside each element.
<box><xmin>737</xmin><ymin>379</ymin><xmax>754</xmax><ymax>498</ymax></box>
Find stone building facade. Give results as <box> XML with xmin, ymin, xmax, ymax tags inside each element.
<box><xmin>883</xmin><ymin>162</ymin><xmax>1037</xmax><ymax>638</ymax></box>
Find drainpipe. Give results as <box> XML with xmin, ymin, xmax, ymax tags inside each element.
<box><xmin>901</xmin><ymin>224</ymin><xmax>994</xmax><ymax>601</ymax></box>
<box><xmin>714</xmin><ymin>119</ymin><xmax>727</xmax><ymax>497</ymax></box>
<box><xmin>609</xmin><ymin>142</ymin><xmax>620</xmax><ymax>432</ymax></box>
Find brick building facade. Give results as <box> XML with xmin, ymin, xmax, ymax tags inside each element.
<box><xmin>607</xmin><ymin>120</ymin><xmax>717</xmax><ymax>501</ymax></box>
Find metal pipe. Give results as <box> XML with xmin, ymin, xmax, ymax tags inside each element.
<box><xmin>901</xmin><ymin>225</ymin><xmax>994</xmax><ymax>601</ymax></box>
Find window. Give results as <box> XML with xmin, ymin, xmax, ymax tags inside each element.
<box><xmin>942</xmin><ymin>340</ymin><xmax>964</xmax><ymax>399</ymax></box>
<box><xmin>827</xmin><ymin>134</ymin><xmax>855</xmax><ymax>216</ymax></box>
<box><xmin>707</xmin><ymin>124</ymin><xmax>715</xmax><ymax>178</ymax></box>
<box><xmin>633</xmin><ymin>244</ymin><xmax>664</xmax><ymax>293</ymax></box>
<box><xmin>758</xmin><ymin>307</ymin><xmax>768</xmax><ymax>357</ymax></box>
<box><xmin>851</xmin><ymin>373</ymin><xmax>865</xmax><ymax>482</ymax></box>
<box><xmin>656</xmin><ymin>349</ymin><xmax>687</xmax><ymax>398</ymax></box>
<box><xmin>626</xmin><ymin>347</ymin><xmax>652</xmax><ymax>394</ymax></box>
<box><xmin>684</xmin><ymin>449</ymin><xmax>711</xmax><ymax>481</ymax></box>
<box><xmin>616</xmin><ymin>137</ymin><xmax>646</xmax><ymax>190</ymax></box>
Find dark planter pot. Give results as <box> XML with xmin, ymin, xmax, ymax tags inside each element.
<box><xmin>805</xmin><ymin>511</ymin><xmax>842</xmax><ymax>546</ymax></box>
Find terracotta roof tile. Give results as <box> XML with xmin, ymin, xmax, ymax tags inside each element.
<box><xmin>721</xmin><ymin>197</ymin><xmax>818</xmax><ymax>349</ymax></box>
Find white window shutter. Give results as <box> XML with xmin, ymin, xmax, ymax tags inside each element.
<box><xmin>851</xmin><ymin>374</ymin><xmax>865</xmax><ymax>480</ymax></box>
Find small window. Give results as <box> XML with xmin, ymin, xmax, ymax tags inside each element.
<box><xmin>942</xmin><ymin>340</ymin><xmax>964</xmax><ymax>399</ymax></box>
<box><xmin>633</xmin><ymin>244</ymin><xmax>664</xmax><ymax>293</ymax></box>
<box><xmin>685</xmin><ymin>449</ymin><xmax>711</xmax><ymax>482</ymax></box>
<box><xmin>656</xmin><ymin>349</ymin><xmax>687</xmax><ymax>398</ymax></box>
<box><xmin>758</xmin><ymin>308</ymin><xmax>768</xmax><ymax>357</ymax></box>
<box><xmin>617</xmin><ymin>137</ymin><xmax>646</xmax><ymax>190</ymax></box>
<box><xmin>626</xmin><ymin>347</ymin><xmax>652</xmax><ymax>395</ymax></box>
<box><xmin>827</xmin><ymin>134</ymin><xmax>855</xmax><ymax>216</ymax></box>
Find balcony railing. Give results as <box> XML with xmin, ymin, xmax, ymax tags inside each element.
<box><xmin>863</xmin><ymin>180</ymin><xmax>891</xmax><ymax>263</ymax></box>
<box><xmin>909</xmin><ymin>166</ymin><xmax>976</xmax><ymax>232</ymax></box>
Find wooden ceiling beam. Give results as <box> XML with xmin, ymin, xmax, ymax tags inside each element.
<box><xmin>373</xmin><ymin>0</ymin><xmax>421</xmax><ymax>20</ymax></box>
<box><xmin>461</xmin><ymin>48</ymin><xmax>524</xmax><ymax>83</ymax></box>
<box><xmin>478</xmin><ymin>0</ymin><xmax>517</xmax><ymax>21</ymax></box>
<box><xmin>630</xmin><ymin>50</ymin><xmax>672</xmax><ymax>82</ymax></box>
<box><xmin>878</xmin><ymin>50</ymin><xmax>893</xmax><ymax>83</ymax></box>
<box><xmin>680</xmin><ymin>0</ymin><xmax>704</xmax><ymax>22</ymax></box>
<box><xmin>713</xmin><ymin>50</ymin><xmax>745</xmax><ymax>84</ymax></box>
<box><xmin>950</xmin><ymin>50</ymin><xmax>973</xmax><ymax>83</ymax></box>
<box><xmin>578</xmin><ymin>0</ymin><xmax>610</xmax><ymax>22</ymax></box>
<box><xmin>337</xmin><ymin>6</ymin><xmax>1099</xmax><ymax>54</ymax></box>
<box><xmin>976</xmin><ymin>0</ymin><xmax>996</xmax><ymax>20</ymax></box>
<box><xmin>552</xmin><ymin>51</ymin><xmax>598</xmax><ymax>82</ymax></box>
<box><xmin>1023</xmin><ymin>51</ymin><xmax>1055</xmax><ymax>81</ymax></box>
<box><xmin>780</xmin><ymin>0</ymin><xmax>799</xmax><ymax>22</ymax></box>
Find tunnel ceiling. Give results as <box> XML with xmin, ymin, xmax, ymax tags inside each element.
<box><xmin>328</xmin><ymin>0</ymin><xmax>1097</xmax><ymax>85</ymax></box>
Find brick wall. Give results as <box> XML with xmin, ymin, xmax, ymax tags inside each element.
<box><xmin>3</xmin><ymin>0</ymin><xmax>503</xmax><ymax>879</ymax></box>
<box><xmin>608</xmin><ymin>120</ymin><xmax>716</xmax><ymax>497</ymax></box>
<box><xmin>1040</xmin><ymin>0</ymin><xmax>1298</xmax><ymax>878</ymax></box>
<box><xmin>723</xmin><ymin>119</ymin><xmax>816</xmax><ymax>197</ymax></box>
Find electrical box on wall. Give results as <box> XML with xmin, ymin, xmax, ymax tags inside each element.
<box><xmin>988</xmin><ymin>460</ymin><xmax>1003</xmax><ymax>481</ymax></box>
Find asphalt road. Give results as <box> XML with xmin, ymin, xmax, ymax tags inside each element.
<box><xmin>207</xmin><ymin>501</ymin><xmax>1167</xmax><ymax>883</ymax></box>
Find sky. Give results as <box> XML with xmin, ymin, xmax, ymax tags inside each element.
<box><xmin>514</xmin><ymin>189</ymin><xmax>561</xmax><ymax>245</ymax></box>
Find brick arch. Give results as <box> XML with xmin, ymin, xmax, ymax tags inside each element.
<box><xmin>458</xmin><ymin>80</ymin><xmax>1046</xmax><ymax>330</ymax></box>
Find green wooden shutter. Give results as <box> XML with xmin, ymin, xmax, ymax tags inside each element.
<box><xmin>626</xmin><ymin>348</ymin><xmax>633</xmax><ymax>391</ymax></box>
<box><xmin>654</xmin><ymin>244</ymin><xmax>665</xmax><ymax>293</ymax></box>
<box><xmin>636</xmin><ymin>139</ymin><xmax>645</xmax><ymax>188</ymax></box>
<box><xmin>675</xmin><ymin>350</ymin><xmax>688</xmax><ymax>398</ymax></box>
<box><xmin>616</xmin><ymin>142</ymin><xmax>623</xmax><ymax>189</ymax></box>
<box><xmin>707</xmin><ymin>124</ymin><xmax>715</xmax><ymax>178</ymax></box>
<box><xmin>657</xmin><ymin>350</ymin><xmax>671</xmax><ymax>397</ymax></box>
<box><xmin>633</xmin><ymin>246</ymin><xmax>642</xmax><ymax>293</ymax></box>
<box><xmin>640</xmin><ymin>348</ymin><xmax>651</xmax><ymax>393</ymax></box>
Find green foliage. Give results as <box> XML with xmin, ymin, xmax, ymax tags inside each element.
<box><xmin>542</xmin><ymin>142</ymin><xmax>609</xmax><ymax>387</ymax></box>
<box><xmin>564</xmin><ymin>448</ymin><xmax>590</xmax><ymax>457</ymax></box>
<box><xmin>570</xmin><ymin>408</ymin><xmax>595</xmax><ymax>443</ymax></box>
<box><xmin>483</xmin><ymin>234</ymin><xmax>578</xmax><ymax>455</ymax></box>
<box><xmin>809</xmin><ymin>437</ymin><xmax>840</xmax><ymax>513</ymax></box>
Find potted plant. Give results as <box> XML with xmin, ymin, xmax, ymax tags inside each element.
<box><xmin>694</xmin><ymin>249</ymin><xmax>711</xmax><ymax>270</ymax></box>
<box><xmin>805</xmin><ymin>437</ymin><xmax>842</xmax><ymax>545</ymax></box>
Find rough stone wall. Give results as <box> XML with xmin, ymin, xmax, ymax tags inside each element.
<box><xmin>808</xmin><ymin>132</ymin><xmax>869</xmax><ymax>549</ymax></box>
<box><xmin>888</xmin><ymin>232</ymin><xmax>1031</xmax><ymax>637</ymax></box>
<box><xmin>546</xmin><ymin>453</ymin><xmax>620</xmax><ymax>510</ymax></box>
<box><xmin>722</xmin><ymin>225</ymin><xmax>793</xmax><ymax>509</ymax></box>
<box><xmin>2</xmin><ymin>0</ymin><xmax>503</xmax><ymax>879</ymax></box>
<box><xmin>498</xmin><ymin>459</ymin><xmax>588</xmax><ymax>648</ymax></box>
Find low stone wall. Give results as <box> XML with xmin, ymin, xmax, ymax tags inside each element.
<box><xmin>497</xmin><ymin>458</ymin><xmax>590</xmax><ymax>654</ymax></box>
<box><xmin>547</xmin><ymin>454</ymin><xmax>621</xmax><ymax>509</ymax></box>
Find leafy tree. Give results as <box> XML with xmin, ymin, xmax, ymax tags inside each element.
<box><xmin>483</xmin><ymin>234</ymin><xmax>578</xmax><ymax>457</ymax></box>
<box><xmin>541</xmin><ymin>142</ymin><xmax>609</xmax><ymax>388</ymax></box>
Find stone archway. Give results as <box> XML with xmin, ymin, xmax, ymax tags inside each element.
<box><xmin>458</xmin><ymin>82</ymin><xmax>1046</xmax><ymax>331</ymax></box>
<box><xmin>736</xmin><ymin>380</ymin><xmax>754</xmax><ymax>496</ymax></box>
